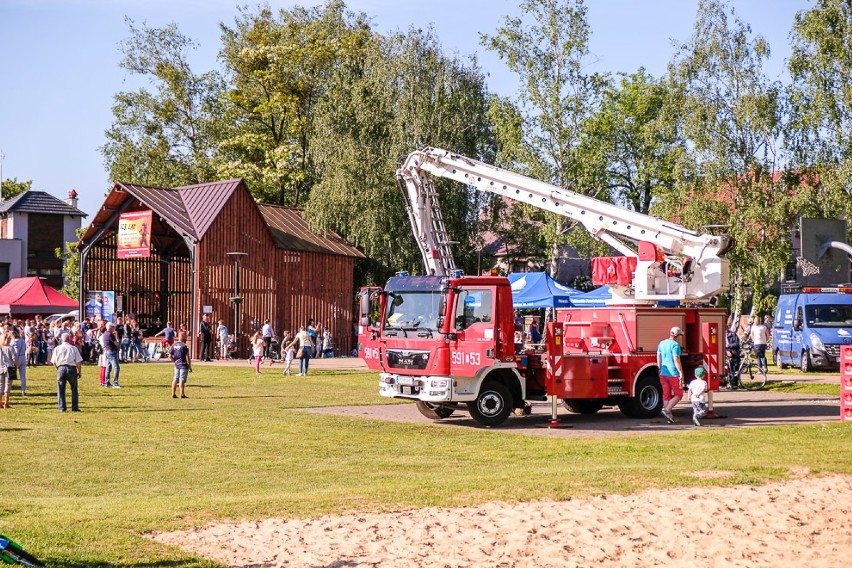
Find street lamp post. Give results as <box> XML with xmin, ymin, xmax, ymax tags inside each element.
<box><xmin>226</xmin><ymin>252</ymin><xmax>248</xmax><ymax>357</ymax></box>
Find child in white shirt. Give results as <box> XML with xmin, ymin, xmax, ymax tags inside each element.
<box><xmin>688</xmin><ymin>366</ymin><xmax>709</xmax><ymax>427</ymax></box>
<box><xmin>283</xmin><ymin>341</ymin><xmax>296</xmax><ymax>376</ymax></box>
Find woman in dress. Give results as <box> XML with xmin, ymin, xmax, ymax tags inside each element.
<box><xmin>251</xmin><ymin>331</ymin><xmax>264</xmax><ymax>374</ymax></box>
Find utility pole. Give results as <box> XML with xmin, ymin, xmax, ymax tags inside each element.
<box><xmin>0</xmin><ymin>149</ymin><xmax>5</xmax><ymax>202</ymax></box>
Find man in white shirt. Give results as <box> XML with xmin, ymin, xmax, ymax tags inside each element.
<box><xmin>261</xmin><ymin>319</ymin><xmax>274</xmax><ymax>359</ymax></box>
<box><xmin>52</xmin><ymin>333</ymin><xmax>83</xmax><ymax>412</ymax></box>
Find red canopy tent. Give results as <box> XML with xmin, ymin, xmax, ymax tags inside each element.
<box><xmin>0</xmin><ymin>277</ymin><xmax>77</xmax><ymax>315</ymax></box>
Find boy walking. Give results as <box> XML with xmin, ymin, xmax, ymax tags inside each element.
<box><xmin>688</xmin><ymin>367</ymin><xmax>709</xmax><ymax>427</ymax></box>
<box><xmin>169</xmin><ymin>330</ymin><xmax>192</xmax><ymax>399</ymax></box>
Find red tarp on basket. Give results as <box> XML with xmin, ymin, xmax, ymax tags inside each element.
<box><xmin>591</xmin><ymin>257</ymin><xmax>638</xmax><ymax>286</ymax></box>
<box><xmin>0</xmin><ymin>277</ymin><xmax>77</xmax><ymax>315</ymax></box>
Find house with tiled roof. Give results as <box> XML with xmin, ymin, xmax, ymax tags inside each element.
<box><xmin>0</xmin><ymin>189</ymin><xmax>86</xmax><ymax>289</ymax></box>
<box><xmin>79</xmin><ymin>179</ymin><xmax>364</xmax><ymax>357</ymax></box>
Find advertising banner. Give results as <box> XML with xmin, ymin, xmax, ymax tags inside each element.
<box><xmin>85</xmin><ymin>291</ymin><xmax>103</xmax><ymax>321</ymax></box>
<box><xmin>85</xmin><ymin>290</ymin><xmax>116</xmax><ymax>322</ymax></box>
<box><xmin>117</xmin><ymin>210</ymin><xmax>153</xmax><ymax>259</ymax></box>
<box><xmin>101</xmin><ymin>291</ymin><xmax>115</xmax><ymax>322</ymax></box>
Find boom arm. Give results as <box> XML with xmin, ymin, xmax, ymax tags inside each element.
<box><xmin>397</xmin><ymin>147</ymin><xmax>731</xmax><ymax>303</ymax></box>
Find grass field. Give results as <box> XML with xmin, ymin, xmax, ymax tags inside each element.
<box><xmin>2</xmin><ymin>362</ymin><xmax>850</xmax><ymax>567</ymax></box>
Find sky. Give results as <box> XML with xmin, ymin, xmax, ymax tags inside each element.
<box><xmin>0</xmin><ymin>0</ymin><xmax>809</xmax><ymax>220</ymax></box>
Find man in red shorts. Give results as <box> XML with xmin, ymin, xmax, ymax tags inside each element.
<box><xmin>657</xmin><ymin>326</ymin><xmax>685</xmax><ymax>423</ymax></box>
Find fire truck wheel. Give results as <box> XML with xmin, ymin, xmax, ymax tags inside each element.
<box><xmin>773</xmin><ymin>349</ymin><xmax>787</xmax><ymax>370</ymax></box>
<box><xmin>468</xmin><ymin>381</ymin><xmax>513</xmax><ymax>427</ymax></box>
<box><xmin>415</xmin><ymin>401</ymin><xmax>456</xmax><ymax>420</ymax></box>
<box><xmin>617</xmin><ymin>375</ymin><xmax>663</xmax><ymax>418</ymax></box>
<box><xmin>561</xmin><ymin>399</ymin><xmax>605</xmax><ymax>414</ymax></box>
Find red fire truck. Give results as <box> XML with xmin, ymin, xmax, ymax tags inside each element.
<box><xmin>358</xmin><ymin>149</ymin><xmax>732</xmax><ymax>426</ymax></box>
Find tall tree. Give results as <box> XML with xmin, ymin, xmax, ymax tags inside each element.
<box><xmin>307</xmin><ymin>26</ymin><xmax>494</xmax><ymax>283</ymax></box>
<box><xmin>102</xmin><ymin>19</ymin><xmax>225</xmax><ymax>187</ymax></box>
<box><xmin>787</xmin><ymin>0</ymin><xmax>852</xmax><ymax>216</ymax></box>
<box><xmin>482</xmin><ymin>0</ymin><xmax>607</xmax><ymax>276</ymax></box>
<box><xmin>659</xmin><ymin>0</ymin><xmax>789</xmax><ymax>312</ymax></box>
<box><xmin>578</xmin><ymin>69</ymin><xmax>684</xmax><ymax>215</ymax></box>
<box><xmin>217</xmin><ymin>0</ymin><xmax>370</xmax><ymax>207</ymax></box>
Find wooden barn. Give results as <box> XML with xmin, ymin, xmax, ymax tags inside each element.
<box><xmin>78</xmin><ymin>179</ymin><xmax>364</xmax><ymax>357</ymax></box>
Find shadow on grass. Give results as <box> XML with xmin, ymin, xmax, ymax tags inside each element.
<box><xmin>129</xmin><ymin>384</ymin><xmax>217</xmax><ymax>389</ymax></box>
<box><xmin>95</xmin><ymin>407</ymin><xmax>218</xmax><ymax>413</ymax></box>
<box><xmin>47</xmin><ymin>560</ymin><xmax>208</xmax><ymax>567</ymax></box>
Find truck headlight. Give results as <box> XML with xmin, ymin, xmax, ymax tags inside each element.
<box><xmin>430</xmin><ymin>379</ymin><xmax>450</xmax><ymax>388</ymax></box>
<box><xmin>810</xmin><ymin>333</ymin><xmax>825</xmax><ymax>351</ymax></box>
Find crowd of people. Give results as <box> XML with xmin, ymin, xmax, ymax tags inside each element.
<box><xmin>0</xmin><ymin>312</ymin><xmax>339</xmax><ymax>413</ymax></box>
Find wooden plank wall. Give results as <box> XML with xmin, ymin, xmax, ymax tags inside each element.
<box><xmin>84</xmin><ymin>233</ymin><xmax>192</xmax><ymax>330</ymax></box>
<box><xmin>197</xmin><ymin>186</ymin><xmax>357</xmax><ymax>357</ymax></box>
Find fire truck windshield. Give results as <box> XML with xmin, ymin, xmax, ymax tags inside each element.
<box><xmin>384</xmin><ymin>291</ymin><xmax>443</xmax><ymax>330</ymax></box>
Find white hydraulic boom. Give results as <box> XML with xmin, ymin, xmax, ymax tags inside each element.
<box><xmin>397</xmin><ymin>147</ymin><xmax>732</xmax><ymax>303</ymax></box>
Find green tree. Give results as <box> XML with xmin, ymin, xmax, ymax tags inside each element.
<box><xmin>787</xmin><ymin>0</ymin><xmax>852</xmax><ymax>216</ymax></box>
<box><xmin>217</xmin><ymin>0</ymin><xmax>371</xmax><ymax>207</ymax></box>
<box><xmin>56</xmin><ymin>227</ymin><xmax>86</xmax><ymax>300</ymax></box>
<box><xmin>482</xmin><ymin>0</ymin><xmax>607</xmax><ymax>276</ymax></box>
<box><xmin>307</xmin><ymin>26</ymin><xmax>494</xmax><ymax>283</ymax></box>
<box><xmin>102</xmin><ymin>19</ymin><xmax>225</xmax><ymax>187</ymax></box>
<box><xmin>579</xmin><ymin>69</ymin><xmax>684</xmax><ymax>215</ymax></box>
<box><xmin>0</xmin><ymin>178</ymin><xmax>32</xmax><ymax>200</ymax></box>
<box><xmin>659</xmin><ymin>0</ymin><xmax>789</xmax><ymax>313</ymax></box>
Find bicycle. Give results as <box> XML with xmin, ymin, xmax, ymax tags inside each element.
<box><xmin>730</xmin><ymin>339</ymin><xmax>767</xmax><ymax>390</ymax></box>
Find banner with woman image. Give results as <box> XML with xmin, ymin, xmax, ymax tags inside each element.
<box><xmin>117</xmin><ymin>210</ymin><xmax>152</xmax><ymax>258</ymax></box>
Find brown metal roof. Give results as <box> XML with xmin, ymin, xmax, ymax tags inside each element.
<box><xmin>120</xmin><ymin>182</ymin><xmax>197</xmax><ymax>238</ymax></box>
<box><xmin>82</xmin><ymin>180</ymin><xmax>364</xmax><ymax>259</ymax></box>
<box><xmin>175</xmin><ymin>179</ymin><xmax>243</xmax><ymax>239</ymax></box>
<box><xmin>258</xmin><ymin>204</ymin><xmax>365</xmax><ymax>258</ymax></box>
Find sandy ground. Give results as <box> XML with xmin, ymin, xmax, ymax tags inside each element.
<box><xmin>152</xmin><ymin>473</ymin><xmax>852</xmax><ymax>567</ymax></box>
<box><xmin>157</xmin><ymin>358</ymin><xmax>849</xmax><ymax>566</ymax></box>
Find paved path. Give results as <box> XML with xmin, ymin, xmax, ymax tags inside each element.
<box><xmin>197</xmin><ymin>355</ymin><xmax>841</xmax><ymax>384</ymax></box>
<box><xmin>304</xmin><ymin>389</ymin><xmax>841</xmax><ymax>438</ymax></box>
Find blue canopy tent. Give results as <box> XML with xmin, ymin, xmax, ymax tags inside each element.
<box><xmin>507</xmin><ymin>272</ymin><xmax>580</xmax><ymax>308</ymax></box>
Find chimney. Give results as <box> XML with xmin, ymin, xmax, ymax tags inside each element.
<box><xmin>66</xmin><ymin>188</ymin><xmax>78</xmax><ymax>209</ymax></box>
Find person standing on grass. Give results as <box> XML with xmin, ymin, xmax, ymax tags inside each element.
<box><xmin>198</xmin><ymin>314</ymin><xmax>213</xmax><ymax>361</ymax></box>
<box><xmin>0</xmin><ymin>332</ymin><xmax>18</xmax><ymax>409</ymax></box>
<box><xmin>52</xmin><ymin>333</ymin><xmax>82</xmax><ymax>412</ymax></box>
<box><xmin>282</xmin><ymin>331</ymin><xmax>296</xmax><ymax>376</ymax></box>
<box><xmin>285</xmin><ymin>325</ymin><xmax>314</xmax><ymax>377</ymax></box>
<box><xmin>657</xmin><ymin>326</ymin><xmax>684</xmax><ymax>424</ymax></box>
<box><xmin>169</xmin><ymin>330</ymin><xmax>192</xmax><ymax>399</ymax></box>
<box><xmin>217</xmin><ymin>319</ymin><xmax>229</xmax><ymax>360</ymax></box>
<box><xmin>12</xmin><ymin>328</ymin><xmax>27</xmax><ymax>396</ymax></box>
<box><xmin>261</xmin><ymin>319</ymin><xmax>274</xmax><ymax>359</ymax></box>
<box><xmin>251</xmin><ymin>331</ymin><xmax>264</xmax><ymax>374</ymax></box>
<box><xmin>688</xmin><ymin>366</ymin><xmax>709</xmax><ymax>427</ymax></box>
<box><xmin>101</xmin><ymin>322</ymin><xmax>121</xmax><ymax>388</ymax></box>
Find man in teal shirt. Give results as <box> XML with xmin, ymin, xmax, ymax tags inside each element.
<box><xmin>657</xmin><ymin>326</ymin><xmax>685</xmax><ymax>423</ymax></box>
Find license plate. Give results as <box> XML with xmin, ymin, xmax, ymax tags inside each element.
<box><xmin>398</xmin><ymin>376</ymin><xmax>414</xmax><ymax>386</ymax></box>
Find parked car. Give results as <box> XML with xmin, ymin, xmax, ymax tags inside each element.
<box><xmin>45</xmin><ymin>310</ymin><xmax>79</xmax><ymax>325</ymax></box>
